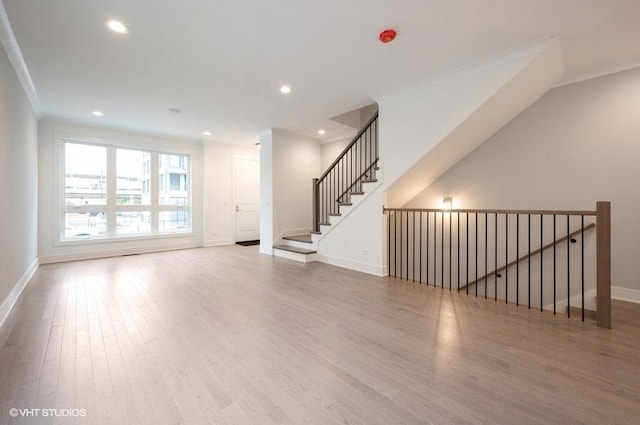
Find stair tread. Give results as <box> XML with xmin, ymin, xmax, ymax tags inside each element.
<box><xmin>350</xmin><ymin>191</ymin><xmax>364</xmax><ymax>195</ymax></box>
<box><xmin>338</xmin><ymin>202</ymin><xmax>353</xmax><ymax>206</ymax></box>
<box><xmin>273</xmin><ymin>245</ymin><xmax>316</xmax><ymax>255</ymax></box>
<box><xmin>328</xmin><ymin>213</ymin><xmax>341</xmax><ymax>216</ymax></box>
<box><xmin>362</xmin><ymin>179</ymin><xmax>378</xmax><ymax>183</ymax></box>
<box><xmin>283</xmin><ymin>234</ymin><xmax>313</xmax><ymax>243</ymax></box>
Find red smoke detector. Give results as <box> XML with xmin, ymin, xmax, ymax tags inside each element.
<box><xmin>379</xmin><ymin>29</ymin><xmax>397</xmax><ymax>43</ymax></box>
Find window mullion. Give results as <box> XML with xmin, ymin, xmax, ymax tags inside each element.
<box><xmin>150</xmin><ymin>151</ymin><xmax>159</xmax><ymax>233</ymax></box>
<box><xmin>106</xmin><ymin>146</ymin><xmax>117</xmax><ymax>236</ymax></box>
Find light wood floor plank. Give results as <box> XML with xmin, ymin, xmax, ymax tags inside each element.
<box><xmin>1</xmin><ymin>245</ymin><xmax>639</xmax><ymax>424</ymax></box>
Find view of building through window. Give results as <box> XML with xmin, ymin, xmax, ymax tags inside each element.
<box><xmin>62</xmin><ymin>140</ymin><xmax>190</xmax><ymax>240</ymax></box>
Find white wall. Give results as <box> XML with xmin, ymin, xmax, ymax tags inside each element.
<box><xmin>203</xmin><ymin>142</ymin><xmax>259</xmax><ymax>247</ymax></box>
<box><xmin>320</xmin><ymin>137</ymin><xmax>350</xmax><ymax>171</ymax></box>
<box><xmin>316</xmin><ymin>39</ymin><xmax>562</xmax><ymax>276</ymax></box>
<box><xmin>38</xmin><ymin>118</ymin><xmax>205</xmax><ymax>263</ymax></box>
<box><xmin>260</xmin><ymin>129</ymin><xmax>320</xmax><ymax>254</ymax></box>
<box><xmin>259</xmin><ymin>130</ymin><xmax>273</xmax><ymax>254</ymax></box>
<box><xmin>405</xmin><ymin>67</ymin><xmax>640</xmax><ymax>299</ymax></box>
<box><xmin>272</xmin><ymin>129</ymin><xmax>321</xmax><ymax>242</ymax></box>
<box><xmin>0</xmin><ymin>39</ymin><xmax>38</xmax><ymax>324</ymax></box>
<box><xmin>381</xmin><ymin>38</ymin><xmax>563</xmax><ymax>207</ymax></box>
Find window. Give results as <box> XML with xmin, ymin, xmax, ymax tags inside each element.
<box><xmin>60</xmin><ymin>140</ymin><xmax>191</xmax><ymax>241</ymax></box>
<box><xmin>170</xmin><ymin>173</ymin><xmax>180</xmax><ymax>190</ymax></box>
<box><xmin>161</xmin><ymin>153</ymin><xmax>188</xmax><ymax>206</ymax></box>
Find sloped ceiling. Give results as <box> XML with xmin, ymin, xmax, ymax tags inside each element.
<box><xmin>2</xmin><ymin>0</ymin><xmax>640</xmax><ymax>146</ymax></box>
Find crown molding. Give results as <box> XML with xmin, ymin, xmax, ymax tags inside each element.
<box><xmin>0</xmin><ymin>3</ymin><xmax>40</xmax><ymax>116</ymax></box>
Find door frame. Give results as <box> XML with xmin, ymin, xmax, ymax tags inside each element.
<box><xmin>232</xmin><ymin>155</ymin><xmax>260</xmax><ymax>243</ymax></box>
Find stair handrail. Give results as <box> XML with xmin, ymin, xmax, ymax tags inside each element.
<box><xmin>317</xmin><ymin>111</ymin><xmax>378</xmax><ymax>182</ymax></box>
<box><xmin>462</xmin><ymin>223</ymin><xmax>596</xmax><ymax>289</ymax></box>
<box><xmin>313</xmin><ymin>112</ymin><xmax>379</xmax><ymax>232</ymax></box>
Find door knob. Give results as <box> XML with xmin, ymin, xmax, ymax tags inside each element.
<box><xmin>235</xmin><ymin>205</ymin><xmax>239</xmax><ymax>212</ymax></box>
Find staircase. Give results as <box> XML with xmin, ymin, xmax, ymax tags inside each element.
<box><xmin>273</xmin><ymin>112</ymin><xmax>379</xmax><ymax>262</ymax></box>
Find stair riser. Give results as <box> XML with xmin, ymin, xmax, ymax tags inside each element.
<box><xmin>283</xmin><ymin>239</ymin><xmax>317</xmax><ymax>250</ymax></box>
<box><xmin>273</xmin><ymin>249</ymin><xmax>317</xmax><ymax>263</ymax></box>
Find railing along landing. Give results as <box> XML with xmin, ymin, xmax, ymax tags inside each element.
<box><xmin>383</xmin><ymin>202</ymin><xmax>612</xmax><ymax>328</ymax></box>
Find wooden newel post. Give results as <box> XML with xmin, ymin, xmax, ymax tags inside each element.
<box><xmin>312</xmin><ymin>178</ymin><xmax>319</xmax><ymax>233</ymax></box>
<box><xmin>596</xmin><ymin>201</ymin><xmax>612</xmax><ymax>329</ymax></box>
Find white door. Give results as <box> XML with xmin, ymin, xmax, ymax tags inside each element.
<box><xmin>234</xmin><ymin>157</ymin><xmax>260</xmax><ymax>242</ymax></box>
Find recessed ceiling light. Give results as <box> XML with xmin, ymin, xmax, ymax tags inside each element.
<box><xmin>92</xmin><ymin>111</ymin><xmax>104</xmax><ymax>117</ymax></box>
<box><xmin>169</xmin><ymin>108</ymin><xmax>181</xmax><ymax>113</ymax></box>
<box><xmin>318</xmin><ymin>130</ymin><xmax>326</xmax><ymax>135</ymax></box>
<box><xmin>203</xmin><ymin>131</ymin><xmax>211</xmax><ymax>136</ymax></box>
<box><xmin>280</xmin><ymin>85</ymin><xmax>291</xmax><ymax>94</ymax></box>
<box><xmin>106</xmin><ymin>19</ymin><xmax>128</xmax><ymax>34</ymax></box>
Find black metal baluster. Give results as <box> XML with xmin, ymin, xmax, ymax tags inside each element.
<box><xmin>449</xmin><ymin>210</ymin><xmax>452</xmax><ymax>291</ymax></box>
<box><xmin>528</xmin><ymin>214</ymin><xmax>531</xmax><ymax>309</ymax></box>
<box><xmin>419</xmin><ymin>212</ymin><xmax>422</xmax><ymax>284</ymax></box>
<box><xmin>567</xmin><ymin>214</ymin><xmax>571</xmax><ymax>319</ymax></box>
<box><xmin>553</xmin><ymin>214</ymin><xmax>557</xmax><ymax>315</ymax></box>
<box><xmin>485</xmin><ymin>213</ymin><xmax>488</xmax><ymax>300</ymax></box>
<box><xmin>466</xmin><ymin>212</ymin><xmax>469</xmax><ymax>295</ymax></box>
<box><xmin>494</xmin><ymin>213</ymin><xmax>498</xmax><ymax>302</ymax></box>
<box><xmin>441</xmin><ymin>211</ymin><xmax>444</xmax><ymax>289</ymax></box>
<box><xmin>505</xmin><ymin>213</ymin><xmax>509</xmax><ymax>304</ymax></box>
<box><xmin>457</xmin><ymin>212</ymin><xmax>460</xmax><ymax>292</ymax></box>
<box><xmin>581</xmin><ymin>215</ymin><xmax>585</xmax><ymax>322</ymax></box>
<box><xmin>540</xmin><ymin>214</ymin><xmax>544</xmax><ymax>312</ymax></box>
<box><xmin>405</xmin><ymin>211</ymin><xmax>409</xmax><ymax>281</ymax></box>
<box><xmin>412</xmin><ymin>211</ymin><xmax>415</xmax><ymax>282</ymax></box>
<box><xmin>475</xmin><ymin>213</ymin><xmax>478</xmax><ymax>297</ymax></box>
<box><xmin>434</xmin><ymin>211</ymin><xmax>437</xmax><ymax>287</ymax></box>
<box><xmin>516</xmin><ymin>214</ymin><xmax>520</xmax><ymax>306</ymax></box>
<box><xmin>426</xmin><ymin>212</ymin><xmax>430</xmax><ymax>285</ymax></box>
<box><xmin>396</xmin><ymin>210</ymin><xmax>403</xmax><ymax>279</ymax></box>
<box><xmin>387</xmin><ymin>210</ymin><xmax>391</xmax><ymax>278</ymax></box>
<box><xmin>394</xmin><ymin>211</ymin><xmax>398</xmax><ymax>278</ymax></box>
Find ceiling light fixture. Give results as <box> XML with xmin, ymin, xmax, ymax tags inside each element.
<box><xmin>106</xmin><ymin>19</ymin><xmax>128</xmax><ymax>34</ymax></box>
<box><xmin>92</xmin><ymin>111</ymin><xmax>104</xmax><ymax>117</ymax></box>
<box><xmin>280</xmin><ymin>85</ymin><xmax>291</xmax><ymax>94</ymax></box>
<box><xmin>203</xmin><ymin>131</ymin><xmax>211</xmax><ymax>136</ymax></box>
<box><xmin>318</xmin><ymin>130</ymin><xmax>325</xmax><ymax>135</ymax></box>
<box><xmin>379</xmin><ymin>28</ymin><xmax>397</xmax><ymax>44</ymax></box>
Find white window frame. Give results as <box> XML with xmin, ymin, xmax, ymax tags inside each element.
<box><xmin>55</xmin><ymin>136</ymin><xmax>192</xmax><ymax>244</ymax></box>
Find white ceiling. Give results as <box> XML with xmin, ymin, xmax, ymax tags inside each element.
<box><xmin>3</xmin><ymin>0</ymin><xmax>640</xmax><ymax>147</ymax></box>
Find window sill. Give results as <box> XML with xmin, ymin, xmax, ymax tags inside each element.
<box><xmin>55</xmin><ymin>231</ymin><xmax>194</xmax><ymax>247</ymax></box>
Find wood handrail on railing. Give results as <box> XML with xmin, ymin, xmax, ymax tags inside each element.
<box><xmin>463</xmin><ymin>223</ymin><xmax>596</xmax><ymax>288</ymax></box>
<box><xmin>384</xmin><ymin>202</ymin><xmax>612</xmax><ymax>328</ymax></box>
<box><xmin>313</xmin><ymin>112</ymin><xmax>379</xmax><ymax>232</ymax></box>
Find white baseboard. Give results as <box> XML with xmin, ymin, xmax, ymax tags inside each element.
<box><xmin>543</xmin><ymin>288</ymin><xmax>597</xmax><ymax>312</ymax></box>
<box><xmin>259</xmin><ymin>245</ymin><xmax>273</xmax><ymax>255</ymax></box>
<box><xmin>0</xmin><ymin>258</ymin><xmax>39</xmax><ymax>329</ymax></box>
<box><xmin>203</xmin><ymin>238</ymin><xmax>234</xmax><ymax>247</ymax></box>
<box><xmin>39</xmin><ymin>241</ymin><xmax>201</xmax><ymax>264</ymax></box>
<box><xmin>612</xmin><ymin>286</ymin><xmax>640</xmax><ymax>304</ymax></box>
<box><xmin>316</xmin><ymin>254</ymin><xmax>385</xmax><ymax>277</ymax></box>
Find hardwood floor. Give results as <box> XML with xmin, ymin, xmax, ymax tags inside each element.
<box><xmin>1</xmin><ymin>245</ymin><xmax>639</xmax><ymax>424</ymax></box>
